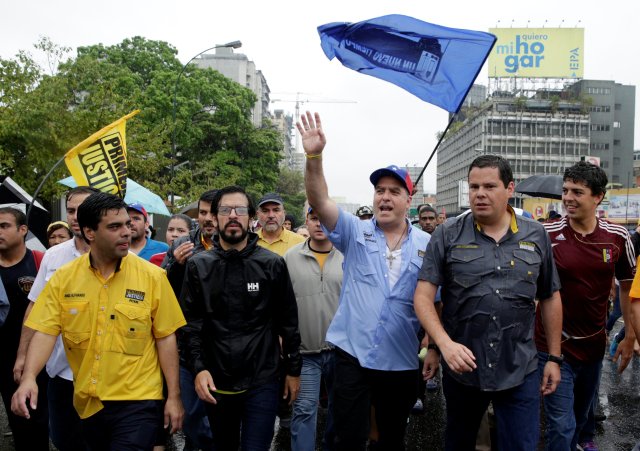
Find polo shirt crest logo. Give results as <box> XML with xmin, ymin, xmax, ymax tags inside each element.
<box><xmin>125</xmin><ymin>289</ymin><xmax>145</xmax><ymax>303</ymax></box>
<box><xmin>555</xmin><ymin>233</ymin><xmax>566</xmax><ymax>241</ymax></box>
<box><xmin>247</xmin><ymin>282</ymin><xmax>260</xmax><ymax>292</ymax></box>
<box><xmin>602</xmin><ymin>248</ymin><xmax>612</xmax><ymax>263</ymax></box>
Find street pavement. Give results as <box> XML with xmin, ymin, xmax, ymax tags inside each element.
<box><xmin>1</xmin><ymin>351</ymin><xmax>638</xmax><ymax>450</ymax></box>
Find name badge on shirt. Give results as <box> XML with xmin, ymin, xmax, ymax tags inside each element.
<box><xmin>418</xmin><ymin>250</ymin><xmax>425</xmax><ymax>258</ymax></box>
<box><xmin>519</xmin><ymin>241</ymin><xmax>535</xmax><ymax>252</ymax></box>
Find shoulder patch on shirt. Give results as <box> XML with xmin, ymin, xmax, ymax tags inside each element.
<box><xmin>519</xmin><ymin>241</ymin><xmax>536</xmax><ymax>252</ymax></box>
<box><xmin>125</xmin><ymin>289</ymin><xmax>145</xmax><ymax>303</ymax></box>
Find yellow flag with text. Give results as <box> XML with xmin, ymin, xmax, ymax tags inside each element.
<box><xmin>64</xmin><ymin>110</ymin><xmax>139</xmax><ymax>198</ymax></box>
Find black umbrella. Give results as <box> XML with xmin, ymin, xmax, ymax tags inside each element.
<box><xmin>0</xmin><ymin>175</ymin><xmax>50</xmax><ymax>246</ymax></box>
<box><xmin>515</xmin><ymin>175</ymin><xmax>563</xmax><ymax>200</ymax></box>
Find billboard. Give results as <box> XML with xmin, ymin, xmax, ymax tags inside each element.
<box><xmin>488</xmin><ymin>28</ymin><xmax>584</xmax><ymax>78</ymax></box>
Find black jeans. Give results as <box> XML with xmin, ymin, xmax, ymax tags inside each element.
<box><xmin>80</xmin><ymin>400</ymin><xmax>163</xmax><ymax>451</ymax></box>
<box><xmin>332</xmin><ymin>347</ymin><xmax>417</xmax><ymax>451</ymax></box>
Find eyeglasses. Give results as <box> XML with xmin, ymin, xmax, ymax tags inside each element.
<box><xmin>218</xmin><ymin>206</ymin><xmax>250</xmax><ymax>216</ymax></box>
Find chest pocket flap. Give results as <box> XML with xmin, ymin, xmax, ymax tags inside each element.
<box><xmin>450</xmin><ymin>247</ymin><xmax>484</xmax><ymax>263</ymax></box>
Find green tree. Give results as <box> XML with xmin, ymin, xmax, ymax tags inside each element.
<box><xmin>276</xmin><ymin>166</ymin><xmax>306</xmax><ymax>225</ymax></box>
<box><xmin>0</xmin><ymin>36</ymin><xmax>285</xmax><ymax>210</ymax></box>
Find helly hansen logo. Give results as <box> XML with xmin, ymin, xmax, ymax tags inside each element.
<box><xmin>247</xmin><ymin>282</ymin><xmax>260</xmax><ymax>292</ymax></box>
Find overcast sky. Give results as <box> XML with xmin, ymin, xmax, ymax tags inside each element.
<box><xmin>3</xmin><ymin>0</ymin><xmax>638</xmax><ymax>206</ymax></box>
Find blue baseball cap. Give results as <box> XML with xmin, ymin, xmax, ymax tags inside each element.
<box><xmin>369</xmin><ymin>165</ymin><xmax>414</xmax><ymax>194</ymax></box>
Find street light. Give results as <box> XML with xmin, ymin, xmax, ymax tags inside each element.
<box><xmin>170</xmin><ymin>40</ymin><xmax>242</xmax><ymax>206</ymax></box>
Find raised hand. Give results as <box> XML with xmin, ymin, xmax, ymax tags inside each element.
<box><xmin>296</xmin><ymin>111</ymin><xmax>326</xmax><ymax>156</ymax></box>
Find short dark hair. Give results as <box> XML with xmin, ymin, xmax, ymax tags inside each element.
<box><xmin>418</xmin><ymin>204</ymin><xmax>436</xmax><ymax>216</ymax></box>
<box><xmin>198</xmin><ymin>189</ymin><xmax>218</xmax><ymax>210</ymax></box>
<box><xmin>468</xmin><ymin>155</ymin><xmax>514</xmax><ymax>188</ymax></box>
<box><xmin>563</xmin><ymin>161</ymin><xmax>608</xmax><ymax>198</ymax></box>
<box><xmin>65</xmin><ymin>186</ymin><xmax>100</xmax><ymax>203</ymax></box>
<box><xmin>0</xmin><ymin>207</ymin><xmax>27</xmax><ymax>228</ymax></box>
<box><xmin>170</xmin><ymin>213</ymin><xmax>194</xmax><ymax>231</ymax></box>
<box><xmin>77</xmin><ymin>192</ymin><xmax>127</xmax><ymax>244</ymax></box>
<box><xmin>211</xmin><ymin>186</ymin><xmax>256</xmax><ymax>217</ymax></box>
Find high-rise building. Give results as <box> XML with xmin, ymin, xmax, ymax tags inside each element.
<box><xmin>436</xmin><ymin>80</ymin><xmax>636</xmax><ymax>214</ymax></box>
<box><xmin>403</xmin><ymin>165</ymin><xmax>426</xmax><ymax>216</ymax></box>
<box><xmin>272</xmin><ymin>109</ymin><xmax>295</xmax><ymax>168</ymax></box>
<box><xmin>194</xmin><ymin>47</ymin><xmax>271</xmax><ymax>127</ymax></box>
<box><xmin>567</xmin><ymin>80</ymin><xmax>636</xmax><ymax>185</ymax></box>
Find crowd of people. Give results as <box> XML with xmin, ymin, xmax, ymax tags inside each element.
<box><xmin>0</xmin><ymin>110</ymin><xmax>639</xmax><ymax>451</ymax></box>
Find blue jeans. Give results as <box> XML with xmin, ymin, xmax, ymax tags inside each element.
<box><xmin>204</xmin><ymin>381</ymin><xmax>279</xmax><ymax>451</ymax></box>
<box><xmin>180</xmin><ymin>365</ymin><xmax>214</xmax><ymax>450</ymax></box>
<box><xmin>537</xmin><ymin>351</ymin><xmax>602</xmax><ymax>451</ymax></box>
<box><xmin>291</xmin><ymin>351</ymin><xmax>335</xmax><ymax>451</ymax></box>
<box><xmin>442</xmin><ymin>369</ymin><xmax>540</xmax><ymax>451</ymax></box>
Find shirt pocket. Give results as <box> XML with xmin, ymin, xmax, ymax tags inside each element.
<box><xmin>449</xmin><ymin>248</ymin><xmax>484</xmax><ymax>288</ymax></box>
<box><xmin>355</xmin><ymin>263</ymin><xmax>377</xmax><ymax>287</ymax></box>
<box><xmin>60</xmin><ymin>301</ymin><xmax>91</xmax><ymax>333</ymax></box>
<box><xmin>511</xmin><ymin>249</ymin><xmax>541</xmax><ymax>299</ymax></box>
<box><xmin>109</xmin><ymin>303</ymin><xmax>151</xmax><ymax>356</ymax></box>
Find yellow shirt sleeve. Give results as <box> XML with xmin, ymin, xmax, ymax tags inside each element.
<box><xmin>25</xmin><ymin>272</ymin><xmax>63</xmax><ymax>336</ymax></box>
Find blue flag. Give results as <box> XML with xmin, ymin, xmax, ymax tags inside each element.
<box><xmin>318</xmin><ymin>15</ymin><xmax>496</xmax><ymax>113</ymax></box>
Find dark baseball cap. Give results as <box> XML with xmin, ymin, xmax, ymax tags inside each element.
<box><xmin>369</xmin><ymin>165</ymin><xmax>414</xmax><ymax>194</ymax></box>
<box><xmin>257</xmin><ymin>193</ymin><xmax>284</xmax><ymax>208</ymax></box>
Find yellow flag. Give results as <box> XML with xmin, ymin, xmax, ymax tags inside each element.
<box><xmin>64</xmin><ymin>110</ymin><xmax>139</xmax><ymax>198</ymax></box>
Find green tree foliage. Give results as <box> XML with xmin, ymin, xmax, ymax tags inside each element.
<box><xmin>0</xmin><ymin>36</ymin><xmax>284</xmax><ymax>210</ymax></box>
<box><xmin>276</xmin><ymin>166</ymin><xmax>307</xmax><ymax>225</ymax></box>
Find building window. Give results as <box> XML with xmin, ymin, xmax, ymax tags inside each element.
<box><xmin>590</xmin><ymin>124</ymin><xmax>610</xmax><ymax>131</ymax></box>
<box><xmin>590</xmin><ymin>143</ymin><xmax>610</xmax><ymax>150</ymax></box>
<box><xmin>613</xmin><ymin>121</ymin><xmax>621</xmax><ymax>128</ymax></box>
<box><xmin>586</xmin><ymin>87</ymin><xmax>611</xmax><ymax>95</ymax></box>
<box><xmin>615</xmin><ymin>103</ymin><xmax>622</xmax><ymax>110</ymax></box>
<box><xmin>589</xmin><ymin>105</ymin><xmax>611</xmax><ymax>113</ymax></box>
<box><xmin>614</xmin><ymin>139</ymin><xmax>621</xmax><ymax>146</ymax></box>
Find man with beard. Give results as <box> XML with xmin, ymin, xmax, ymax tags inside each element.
<box><xmin>163</xmin><ymin>189</ymin><xmax>218</xmax><ymax>451</ymax></box>
<box><xmin>0</xmin><ymin>207</ymin><xmax>48</xmax><ymax>450</ymax></box>
<box><xmin>13</xmin><ymin>192</ymin><xmax>185</xmax><ymax>450</ymax></box>
<box><xmin>256</xmin><ymin>193</ymin><xmax>305</xmax><ymax>256</ymax></box>
<box><xmin>418</xmin><ymin>205</ymin><xmax>438</xmax><ymax>234</ymax></box>
<box><xmin>181</xmin><ymin>185</ymin><xmax>301</xmax><ymax>450</ymax></box>
<box><xmin>127</xmin><ymin>203</ymin><xmax>169</xmax><ymax>261</ymax></box>
<box><xmin>14</xmin><ymin>186</ymin><xmax>98</xmax><ymax>451</ymax></box>
<box><xmin>298</xmin><ymin>112</ymin><xmax>433</xmax><ymax>450</ymax></box>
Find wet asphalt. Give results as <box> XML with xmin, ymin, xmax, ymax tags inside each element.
<box><xmin>1</xmin><ymin>331</ymin><xmax>638</xmax><ymax>450</ymax></box>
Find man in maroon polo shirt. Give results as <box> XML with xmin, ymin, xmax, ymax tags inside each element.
<box><xmin>535</xmin><ymin>161</ymin><xmax>637</xmax><ymax>451</ymax></box>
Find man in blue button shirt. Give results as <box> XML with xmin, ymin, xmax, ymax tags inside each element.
<box><xmin>297</xmin><ymin>112</ymin><xmax>435</xmax><ymax>450</ymax></box>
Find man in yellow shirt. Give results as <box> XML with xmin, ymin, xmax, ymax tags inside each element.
<box><xmin>256</xmin><ymin>193</ymin><xmax>305</xmax><ymax>256</ymax></box>
<box><xmin>12</xmin><ymin>192</ymin><xmax>185</xmax><ymax>451</ymax></box>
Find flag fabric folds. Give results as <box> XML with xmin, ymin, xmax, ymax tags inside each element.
<box><xmin>318</xmin><ymin>15</ymin><xmax>496</xmax><ymax>113</ymax></box>
<box><xmin>64</xmin><ymin>110</ymin><xmax>139</xmax><ymax>198</ymax></box>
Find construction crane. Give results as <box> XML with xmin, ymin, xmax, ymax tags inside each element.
<box><xmin>271</xmin><ymin>92</ymin><xmax>356</xmax><ymax>152</ymax></box>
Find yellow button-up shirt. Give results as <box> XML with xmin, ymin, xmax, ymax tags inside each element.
<box><xmin>256</xmin><ymin>228</ymin><xmax>305</xmax><ymax>257</ymax></box>
<box><xmin>26</xmin><ymin>253</ymin><xmax>186</xmax><ymax>419</ymax></box>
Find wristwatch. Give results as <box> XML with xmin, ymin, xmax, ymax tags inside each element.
<box><xmin>547</xmin><ymin>354</ymin><xmax>564</xmax><ymax>365</ymax></box>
